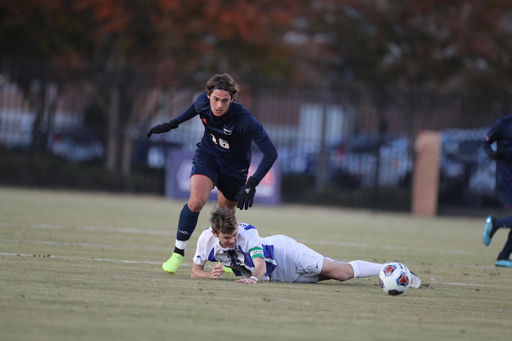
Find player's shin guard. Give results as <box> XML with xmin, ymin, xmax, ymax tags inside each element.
<box><xmin>175</xmin><ymin>204</ymin><xmax>200</xmax><ymax>254</ymax></box>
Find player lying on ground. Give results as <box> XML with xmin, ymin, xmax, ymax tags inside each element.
<box><xmin>191</xmin><ymin>206</ymin><xmax>422</xmax><ymax>287</ymax></box>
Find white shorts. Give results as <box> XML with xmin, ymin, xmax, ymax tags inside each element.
<box><xmin>262</xmin><ymin>234</ymin><xmax>324</xmax><ymax>283</ymax></box>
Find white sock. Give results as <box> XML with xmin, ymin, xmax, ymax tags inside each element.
<box><xmin>175</xmin><ymin>239</ymin><xmax>188</xmax><ymax>250</ymax></box>
<box><xmin>349</xmin><ymin>260</ymin><xmax>383</xmax><ymax>278</ymax></box>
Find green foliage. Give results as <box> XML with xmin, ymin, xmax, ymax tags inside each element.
<box><xmin>308</xmin><ymin>0</ymin><xmax>512</xmax><ymax>93</ymax></box>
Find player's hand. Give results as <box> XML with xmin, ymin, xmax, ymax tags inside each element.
<box><xmin>210</xmin><ymin>263</ymin><xmax>224</xmax><ymax>280</ymax></box>
<box><xmin>492</xmin><ymin>150</ymin><xmax>505</xmax><ymax>160</ymax></box>
<box><xmin>146</xmin><ymin>119</ymin><xmax>179</xmax><ymax>138</ymax></box>
<box><xmin>235</xmin><ymin>277</ymin><xmax>258</xmax><ymax>284</ymax></box>
<box><xmin>235</xmin><ymin>177</ymin><xmax>260</xmax><ymax>210</ymax></box>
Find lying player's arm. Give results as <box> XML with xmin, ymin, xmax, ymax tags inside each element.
<box><xmin>235</xmin><ymin>257</ymin><xmax>266</xmax><ymax>284</ymax></box>
<box><xmin>191</xmin><ymin>262</ymin><xmax>225</xmax><ymax>280</ymax></box>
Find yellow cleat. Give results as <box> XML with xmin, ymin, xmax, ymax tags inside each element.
<box><xmin>219</xmin><ymin>262</ymin><xmax>233</xmax><ymax>274</ymax></box>
<box><xmin>162</xmin><ymin>253</ymin><xmax>184</xmax><ymax>274</ymax></box>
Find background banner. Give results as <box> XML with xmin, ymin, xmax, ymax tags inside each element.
<box><xmin>165</xmin><ymin>148</ymin><xmax>281</xmax><ymax>206</ymax></box>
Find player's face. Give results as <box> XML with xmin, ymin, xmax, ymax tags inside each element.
<box><xmin>208</xmin><ymin>89</ymin><xmax>232</xmax><ymax>117</ymax></box>
<box><xmin>216</xmin><ymin>228</ymin><xmax>238</xmax><ymax>249</ymax></box>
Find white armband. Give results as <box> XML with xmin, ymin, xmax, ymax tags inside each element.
<box><xmin>250</xmin><ymin>276</ymin><xmax>258</xmax><ymax>282</ymax></box>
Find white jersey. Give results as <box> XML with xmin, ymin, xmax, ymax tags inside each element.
<box><xmin>193</xmin><ymin>223</ymin><xmax>324</xmax><ymax>283</ymax></box>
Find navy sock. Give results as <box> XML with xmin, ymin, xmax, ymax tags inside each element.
<box><xmin>176</xmin><ymin>204</ymin><xmax>199</xmax><ymax>247</ymax></box>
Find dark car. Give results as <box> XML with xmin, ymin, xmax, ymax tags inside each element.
<box><xmin>330</xmin><ymin>135</ymin><xmax>413</xmax><ymax>189</ymax></box>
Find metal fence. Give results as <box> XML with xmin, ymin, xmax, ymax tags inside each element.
<box><xmin>0</xmin><ymin>62</ymin><xmax>507</xmax><ymax>214</ymax></box>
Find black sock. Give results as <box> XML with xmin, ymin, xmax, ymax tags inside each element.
<box><xmin>173</xmin><ymin>204</ymin><xmax>200</xmax><ymax>257</ymax></box>
<box><xmin>495</xmin><ymin>215</ymin><xmax>512</xmax><ymax>229</ymax></box>
<box><xmin>498</xmin><ymin>228</ymin><xmax>512</xmax><ymax>260</ymax></box>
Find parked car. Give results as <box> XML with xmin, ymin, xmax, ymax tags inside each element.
<box><xmin>439</xmin><ymin>129</ymin><xmax>500</xmax><ymax>206</ymax></box>
<box><xmin>330</xmin><ymin>134</ymin><xmax>413</xmax><ymax>189</ymax></box>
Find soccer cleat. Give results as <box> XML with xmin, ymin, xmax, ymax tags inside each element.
<box><xmin>495</xmin><ymin>259</ymin><xmax>512</xmax><ymax>268</ymax></box>
<box><xmin>409</xmin><ymin>271</ymin><xmax>422</xmax><ymax>289</ymax></box>
<box><xmin>482</xmin><ymin>216</ymin><xmax>497</xmax><ymax>246</ymax></box>
<box><xmin>162</xmin><ymin>253</ymin><xmax>184</xmax><ymax>274</ymax></box>
<box><xmin>219</xmin><ymin>262</ymin><xmax>233</xmax><ymax>274</ymax></box>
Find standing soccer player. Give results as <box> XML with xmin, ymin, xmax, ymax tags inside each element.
<box><xmin>482</xmin><ymin>114</ymin><xmax>512</xmax><ymax>267</ymax></box>
<box><xmin>147</xmin><ymin>73</ymin><xmax>278</xmax><ymax>274</ymax></box>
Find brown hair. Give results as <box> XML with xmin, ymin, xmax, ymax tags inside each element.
<box><xmin>210</xmin><ymin>206</ymin><xmax>237</xmax><ymax>235</ymax></box>
<box><xmin>205</xmin><ymin>73</ymin><xmax>240</xmax><ymax>101</ymax></box>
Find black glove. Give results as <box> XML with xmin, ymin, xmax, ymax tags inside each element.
<box><xmin>235</xmin><ymin>177</ymin><xmax>260</xmax><ymax>210</ymax></box>
<box><xmin>492</xmin><ymin>150</ymin><xmax>505</xmax><ymax>160</ymax></box>
<box><xmin>147</xmin><ymin>119</ymin><xmax>179</xmax><ymax>138</ymax></box>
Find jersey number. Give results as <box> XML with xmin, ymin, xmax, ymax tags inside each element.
<box><xmin>210</xmin><ymin>134</ymin><xmax>230</xmax><ymax>149</ymax></box>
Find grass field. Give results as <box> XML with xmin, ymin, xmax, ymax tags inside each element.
<box><xmin>1</xmin><ymin>187</ymin><xmax>511</xmax><ymax>341</ymax></box>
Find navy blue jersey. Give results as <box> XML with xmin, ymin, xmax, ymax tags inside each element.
<box><xmin>174</xmin><ymin>93</ymin><xmax>277</xmax><ymax>181</ymax></box>
<box><xmin>483</xmin><ymin>115</ymin><xmax>512</xmax><ymax>192</ymax></box>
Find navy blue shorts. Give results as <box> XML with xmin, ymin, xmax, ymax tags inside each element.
<box><xmin>190</xmin><ymin>151</ymin><xmax>247</xmax><ymax>201</ymax></box>
<box><xmin>498</xmin><ymin>191</ymin><xmax>512</xmax><ymax>209</ymax></box>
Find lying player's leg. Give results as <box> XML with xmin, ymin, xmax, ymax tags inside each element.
<box><xmin>321</xmin><ymin>258</ymin><xmax>422</xmax><ymax>288</ymax></box>
<box><xmin>320</xmin><ymin>259</ymin><xmax>382</xmax><ymax>282</ymax></box>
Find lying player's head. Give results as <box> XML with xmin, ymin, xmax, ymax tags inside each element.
<box><xmin>205</xmin><ymin>73</ymin><xmax>239</xmax><ymax>101</ymax></box>
<box><xmin>210</xmin><ymin>206</ymin><xmax>237</xmax><ymax>235</ymax></box>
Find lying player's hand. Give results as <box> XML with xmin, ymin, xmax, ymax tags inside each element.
<box><xmin>210</xmin><ymin>263</ymin><xmax>225</xmax><ymax>280</ymax></box>
<box><xmin>235</xmin><ymin>277</ymin><xmax>258</xmax><ymax>284</ymax></box>
<box><xmin>146</xmin><ymin>119</ymin><xmax>179</xmax><ymax>138</ymax></box>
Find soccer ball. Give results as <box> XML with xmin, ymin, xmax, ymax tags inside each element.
<box><xmin>378</xmin><ymin>262</ymin><xmax>411</xmax><ymax>295</ymax></box>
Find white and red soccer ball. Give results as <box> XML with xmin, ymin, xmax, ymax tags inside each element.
<box><xmin>378</xmin><ymin>262</ymin><xmax>411</xmax><ymax>295</ymax></box>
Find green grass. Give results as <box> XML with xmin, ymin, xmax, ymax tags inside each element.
<box><xmin>1</xmin><ymin>187</ymin><xmax>511</xmax><ymax>341</ymax></box>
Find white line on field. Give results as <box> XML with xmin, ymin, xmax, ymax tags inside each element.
<box><xmin>0</xmin><ymin>236</ymin><xmax>499</xmax><ymax>273</ymax></box>
<box><xmin>1</xmin><ymin>252</ymin><xmax>509</xmax><ymax>289</ymax></box>
<box><xmin>435</xmin><ymin>282</ymin><xmax>512</xmax><ymax>289</ymax></box>
<box><xmin>0</xmin><ymin>222</ymin><xmax>175</xmax><ymax>235</ymax></box>
<box><xmin>297</xmin><ymin>238</ymin><xmax>475</xmax><ymax>255</ymax></box>
<box><xmin>1</xmin><ymin>222</ymin><xmax>474</xmax><ymax>255</ymax></box>
<box><xmin>0</xmin><ymin>252</ymin><xmax>190</xmax><ymax>267</ymax></box>
<box><xmin>0</xmin><ymin>238</ymin><xmax>170</xmax><ymax>251</ymax></box>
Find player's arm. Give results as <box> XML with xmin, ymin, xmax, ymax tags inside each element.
<box><xmin>251</xmin><ymin>130</ymin><xmax>278</xmax><ymax>181</ymax></box>
<box><xmin>147</xmin><ymin>102</ymin><xmax>199</xmax><ymax>138</ymax></box>
<box><xmin>234</xmin><ymin>243</ymin><xmax>266</xmax><ymax>284</ymax></box>
<box><xmin>236</xmin><ymin>118</ymin><xmax>278</xmax><ymax>210</ymax></box>
<box><xmin>234</xmin><ymin>257</ymin><xmax>266</xmax><ymax>284</ymax></box>
<box><xmin>191</xmin><ymin>262</ymin><xmax>225</xmax><ymax>280</ymax></box>
<box><xmin>191</xmin><ymin>227</ymin><xmax>226</xmax><ymax>280</ymax></box>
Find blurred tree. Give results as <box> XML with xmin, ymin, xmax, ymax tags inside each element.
<box><xmin>299</xmin><ymin>0</ymin><xmax>512</xmax><ymax>95</ymax></box>
<box><xmin>4</xmin><ymin>0</ymin><xmax>512</xmax><ymax>174</ymax></box>
<box><xmin>0</xmin><ymin>0</ymin><xmax>299</xmax><ymax>173</ymax></box>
